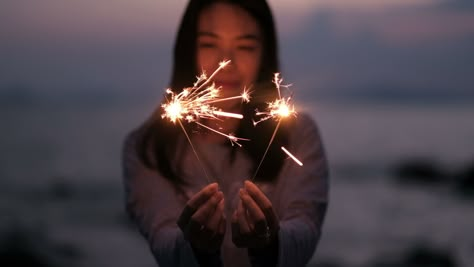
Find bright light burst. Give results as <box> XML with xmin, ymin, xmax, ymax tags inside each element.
<box><xmin>281</xmin><ymin>146</ymin><xmax>303</xmax><ymax>166</ymax></box>
<box><xmin>253</xmin><ymin>73</ymin><xmax>296</xmax><ymax>126</ymax></box>
<box><xmin>160</xmin><ymin>60</ymin><xmax>251</xmax><ymax>183</ymax></box>
<box><xmin>161</xmin><ymin>60</ymin><xmax>250</xmax><ymax>146</ymax></box>
<box><xmin>251</xmin><ymin>73</ymin><xmax>302</xmax><ymax>180</ymax></box>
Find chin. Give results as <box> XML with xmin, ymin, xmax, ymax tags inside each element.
<box><xmin>216</xmin><ymin>101</ymin><xmax>241</xmax><ymax>112</ymax></box>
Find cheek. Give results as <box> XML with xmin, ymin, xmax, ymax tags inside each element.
<box><xmin>197</xmin><ymin>48</ymin><xmax>220</xmax><ymax>73</ymax></box>
<box><xmin>236</xmin><ymin>51</ymin><xmax>261</xmax><ymax>83</ymax></box>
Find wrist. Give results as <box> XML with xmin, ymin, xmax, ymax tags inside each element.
<box><xmin>191</xmin><ymin>244</ymin><xmax>223</xmax><ymax>267</ymax></box>
<box><xmin>248</xmin><ymin>235</ymin><xmax>279</xmax><ymax>267</ymax></box>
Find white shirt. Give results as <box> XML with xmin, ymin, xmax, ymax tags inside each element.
<box><xmin>122</xmin><ymin>113</ymin><xmax>329</xmax><ymax>267</ymax></box>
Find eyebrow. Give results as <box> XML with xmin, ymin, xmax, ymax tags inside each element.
<box><xmin>198</xmin><ymin>31</ymin><xmax>261</xmax><ymax>41</ymax></box>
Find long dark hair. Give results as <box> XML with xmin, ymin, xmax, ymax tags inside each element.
<box><xmin>136</xmin><ymin>0</ymin><xmax>289</xmax><ymax>184</ymax></box>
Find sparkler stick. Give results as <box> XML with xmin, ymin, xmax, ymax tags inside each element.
<box><xmin>161</xmin><ymin>60</ymin><xmax>250</xmax><ymax>183</ymax></box>
<box><xmin>212</xmin><ymin>110</ymin><xmax>243</xmax><ymax>119</ymax></box>
<box><xmin>281</xmin><ymin>146</ymin><xmax>303</xmax><ymax>166</ymax></box>
<box><xmin>194</xmin><ymin>121</ymin><xmax>250</xmax><ymax>147</ymax></box>
<box><xmin>207</xmin><ymin>87</ymin><xmax>251</xmax><ymax>104</ymax></box>
<box><xmin>177</xmin><ymin>119</ymin><xmax>211</xmax><ymax>183</ymax></box>
<box><xmin>251</xmin><ymin>73</ymin><xmax>302</xmax><ymax>180</ymax></box>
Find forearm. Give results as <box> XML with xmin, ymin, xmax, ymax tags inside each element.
<box><xmin>278</xmin><ymin>203</ymin><xmax>327</xmax><ymax>267</ymax></box>
<box><xmin>123</xmin><ymin>131</ymin><xmax>222</xmax><ymax>266</ymax></box>
<box><xmin>191</xmin><ymin>245</ymin><xmax>223</xmax><ymax>267</ymax></box>
<box><xmin>248</xmin><ymin>236</ymin><xmax>279</xmax><ymax>267</ymax></box>
<box><xmin>147</xmin><ymin>226</ymin><xmax>201</xmax><ymax>267</ymax></box>
<box><xmin>129</xmin><ymin>208</ymin><xmax>223</xmax><ymax>267</ymax></box>
<box><xmin>125</xmin><ymin>197</ymin><xmax>199</xmax><ymax>266</ymax></box>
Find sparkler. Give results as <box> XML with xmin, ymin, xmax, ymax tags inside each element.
<box><xmin>161</xmin><ymin>60</ymin><xmax>250</xmax><ymax>182</ymax></box>
<box><xmin>281</xmin><ymin>146</ymin><xmax>303</xmax><ymax>166</ymax></box>
<box><xmin>251</xmin><ymin>73</ymin><xmax>302</xmax><ymax>180</ymax></box>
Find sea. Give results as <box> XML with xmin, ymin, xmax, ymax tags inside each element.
<box><xmin>1</xmin><ymin>93</ymin><xmax>473</xmax><ymax>267</ymax></box>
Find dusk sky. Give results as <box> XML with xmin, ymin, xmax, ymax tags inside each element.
<box><xmin>1</xmin><ymin>0</ymin><xmax>473</xmax><ymax>102</ymax></box>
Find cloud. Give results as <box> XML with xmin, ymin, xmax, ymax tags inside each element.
<box><xmin>0</xmin><ymin>0</ymin><xmax>184</xmax><ymax>41</ymax></box>
<box><xmin>438</xmin><ymin>0</ymin><xmax>474</xmax><ymax>10</ymax></box>
<box><xmin>272</xmin><ymin>0</ymin><xmax>442</xmax><ymax>10</ymax></box>
<box><xmin>328</xmin><ymin>9</ymin><xmax>474</xmax><ymax>46</ymax></box>
<box><xmin>1</xmin><ymin>0</ymin><xmax>444</xmax><ymax>41</ymax></box>
<box><xmin>280</xmin><ymin>4</ymin><xmax>474</xmax><ymax>101</ymax></box>
<box><xmin>1</xmin><ymin>0</ymin><xmax>472</xmax><ymax>103</ymax></box>
<box><xmin>272</xmin><ymin>0</ymin><xmax>445</xmax><ymax>37</ymax></box>
<box><xmin>0</xmin><ymin>0</ymin><xmax>180</xmax><ymax>93</ymax></box>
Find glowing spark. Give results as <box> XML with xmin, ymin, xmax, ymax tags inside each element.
<box><xmin>241</xmin><ymin>87</ymin><xmax>252</xmax><ymax>103</ymax></box>
<box><xmin>206</xmin><ymin>87</ymin><xmax>252</xmax><ymax>105</ymax></box>
<box><xmin>194</xmin><ymin>121</ymin><xmax>249</xmax><ymax>147</ymax></box>
<box><xmin>252</xmin><ymin>73</ymin><xmax>300</xmax><ymax>181</ymax></box>
<box><xmin>164</xmin><ymin>101</ymin><xmax>183</xmax><ymax>123</ymax></box>
<box><xmin>253</xmin><ymin>73</ymin><xmax>296</xmax><ymax>126</ymax></box>
<box><xmin>161</xmin><ymin>60</ymin><xmax>251</xmax><ymax>182</ymax></box>
<box><xmin>212</xmin><ymin>110</ymin><xmax>243</xmax><ymax>119</ymax></box>
<box><xmin>281</xmin><ymin>146</ymin><xmax>303</xmax><ymax>166</ymax></box>
<box><xmin>161</xmin><ymin>60</ymin><xmax>250</xmax><ymax>144</ymax></box>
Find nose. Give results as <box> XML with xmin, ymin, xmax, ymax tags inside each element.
<box><xmin>219</xmin><ymin>48</ymin><xmax>235</xmax><ymax>66</ymax></box>
<box><xmin>218</xmin><ymin>51</ymin><xmax>238</xmax><ymax>75</ymax></box>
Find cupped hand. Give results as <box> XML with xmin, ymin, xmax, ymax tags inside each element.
<box><xmin>177</xmin><ymin>183</ymin><xmax>226</xmax><ymax>251</ymax></box>
<box><xmin>232</xmin><ymin>180</ymin><xmax>279</xmax><ymax>249</ymax></box>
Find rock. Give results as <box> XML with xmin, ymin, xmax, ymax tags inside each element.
<box><xmin>0</xmin><ymin>229</ymin><xmax>60</xmax><ymax>267</ymax></box>
<box><xmin>454</xmin><ymin>161</ymin><xmax>474</xmax><ymax>197</ymax></box>
<box><xmin>370</xmin><ymin>243</ymin><xmax>457</xmax><ymax>267</ymax></box>
<box><xmin>392</xmin><ymin>159</ymin><xmax>447</xmax><ymax>185</ymax></box>
<box><xmin>0</xmin><ymin>225</ymin><xmax>81</xmax><ymax>267</ymax></box>
<box><xmin>401</xmin><ymin>244</ymin><xmax>457</xmax><ymax>267</ymax></box>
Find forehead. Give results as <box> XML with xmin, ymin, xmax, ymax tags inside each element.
<box><xmin>198</xmin><ymin>3</ymin><xmax>261</xmax><ymax>38</ymax></box>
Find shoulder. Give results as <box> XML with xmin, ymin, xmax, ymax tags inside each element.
<box><xmin>122</xmin><ymin>123</ymin><xmax>150</xmax><ymax>166</ymax></box>
<box><xmin>289</xmin><ymin>112</ymin><xmax>322</xmax><ymax>143</ymax></box>
<box><xmin>284</xmin><ymin>112</ymin><xmax>327</xmax><ymax>161</ymax></box>
<box><xmin>123</xmin><ymin>126</ymin><xmax>142</xmax><ymax>157</ymax></box>
<box><xmin>293</xmin><ymin>112</ymin><xmax>318</xmax><ymax>128</ymax></box>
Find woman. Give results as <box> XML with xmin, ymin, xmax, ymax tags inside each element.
<box><xmin>122</xmin><ymin>0</ymin><xmax>329</xmax><ymax>266</ymax></box>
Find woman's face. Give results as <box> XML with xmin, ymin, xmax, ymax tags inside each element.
<box><xmin>197</xmin><ymin>3</ymin><xmax>262</xmax><ymax>109</ymax></box>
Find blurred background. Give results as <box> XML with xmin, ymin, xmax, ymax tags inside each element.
<box><xmin>1</xmin><ymin>0</ymin><xmax>473</xmax><ymax>266</ymax></box>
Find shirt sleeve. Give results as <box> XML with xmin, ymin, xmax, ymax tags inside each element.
<box><xmin>121</xmin><ymin>130</ymin><xmax>200</xmax><ymax>267</ymax></box>
<box><xmin>276</xmin><ymin>114</ymin><xmax>329</xmax><ymax>267</ymax></box>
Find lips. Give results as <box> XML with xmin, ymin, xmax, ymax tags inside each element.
<box><xmin>212</xmin><ymin>80</ymin><xmax>243</xmax><ymax>110</ymax></box>
<box><xmin>214</xmin><ymin>80</ymin><xmax>241</xmax><ymax>90</ymax></box>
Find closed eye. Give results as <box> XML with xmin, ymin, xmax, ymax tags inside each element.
<box><xmin>237</xmin><ymin>45</ymin><xmax>257</xmax><ymax>52</ymax></box>
<box><xmin>198</xmin><ymin>42</ymin><xmax>216</xmax><ymax>49</ymax></box>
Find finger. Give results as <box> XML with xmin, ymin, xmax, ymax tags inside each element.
<box><xmin>177</xmin><ymin>205</ymin><xmax>196</xmax><ymax>230</ymax></box>
<box><xmin>232</xmin><ymin>221</ymin><xmax>245</xmax><ymax>248</ymax></box>
<box><xmin>209</xmin><ymin>221</ymin><xmax>225</xmax><ymax>251</ymax></box>
<box><xmin>262</xmin><ymin>206</ymin><xmax>279</xmax><ymax>231</ymax></box>
<box><xmin>186</xmin><ymin>218</ymin><xmax>204</xmax><ymax>242</ymax></box>
<box><xmin>239</xmin><ymin>189</ymin><xmax>266</xmax><ymax>227</ymax></box>
<box><xmin>192</xmin><ymin>191</ymin><xmax>223</xmax><ymax>224</ymax></box>
<box><xmin>206</xmin><ymin>198</ymin><xmax>224</xmax><ymax>231</ymax></box>
<box><xmin>244</xmin><ymin>180</ymin><xmax>272</xmax><ymax>210</ymax></box>
<box><xmin>187</xmin><ymin>183</ymin><xmax>219</xmax><ymax>209</ymax></box>
<box><xmin>236</xmin><ymin>199</ymin><xmax>251</xmax><ymax>234</ymax></box>
<box><xmin>219</xmin><ymin>216</ymin><xmax>226</xmax><ymax>234</ymax></box>
<box><xmin>245</xmin><ymin>209</ymin><xmax>255</xmax><ymax>232</ymax></box>
<box><xmin>244</xmin><ymin>181</ymin><xmax>278</xmax><ymax>229</ymax></box>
